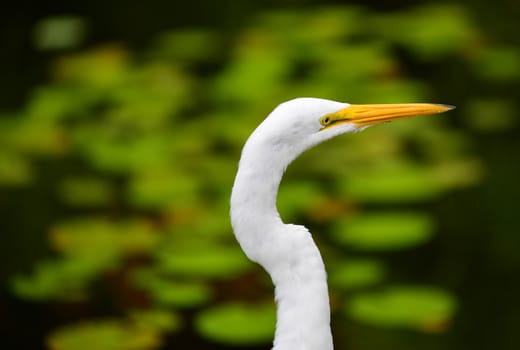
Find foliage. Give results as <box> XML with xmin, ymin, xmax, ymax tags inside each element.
<box><xmin>3</xmin><ymin>2</ymin><xmax>516</xmax><ymax>349</ymax></box>
<box><xmin>47</xmin><ymin>310</ymin><xmax>181</xmax><ymax>350</ymax></box>
<box><xmin>195</xmin><ymin>303</ymin><xmax>276</xmax><ymax>345</ymax></box>
<box><xmin>347</xmin><ymin>286</ymin><xmax>456</xmax><ymax>332</ymax></box>
<box><xmin>331</xmin><ymin>211</ymin><xmax>434</xmax><ymax>250</ymax></box>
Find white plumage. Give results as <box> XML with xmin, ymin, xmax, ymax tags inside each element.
<box><xmin>230</xmin><ymin>98</ymin><xmax>453</xmax><ymax>350</ymax></box>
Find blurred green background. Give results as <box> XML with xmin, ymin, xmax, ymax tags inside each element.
<box><xmin>1</xmin><ymin>0</ymin><xmax>519</xmax><ymax>349</ymax></box>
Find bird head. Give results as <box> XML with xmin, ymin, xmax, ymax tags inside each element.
<box><xmin>247</xmin><ymin>98</ymin><xmax>455</xmax><ymax>161</ymax></box>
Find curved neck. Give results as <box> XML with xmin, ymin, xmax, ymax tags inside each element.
<box><xmin>231</xmin><ymin>151</ymin><xmax>284</xmax><ymax>236</ymax></box>
<box><xmin>231</xmin><ymin>143</ymin><xmax>333</xmax><ymax>350</ymax></box>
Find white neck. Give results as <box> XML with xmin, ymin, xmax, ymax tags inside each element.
<box><xmin>231</xmin><ymin>139</ymin><xmax>333</xmax><ymax>350</ymax></box>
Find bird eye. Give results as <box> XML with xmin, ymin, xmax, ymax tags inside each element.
<box><xmin>320</xmin><ymin>115</ymin><xmax>331</xmax><ymax>126</ymax></box>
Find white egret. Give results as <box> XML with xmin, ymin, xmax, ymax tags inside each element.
<box><xmin>230</xmin><ymin>98</ymin><xmax>454</xmax><ymax>350</ymax></box>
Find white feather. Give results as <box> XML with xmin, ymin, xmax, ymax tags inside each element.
<box><xmin>231</xmin><ymin>98</ymin><xmax>362</xmax><ymax>350</ymax></box>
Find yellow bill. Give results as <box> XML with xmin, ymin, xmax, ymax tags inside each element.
<box><xmin>320</xmin><ymin>103</ymin><xmax>455</xmax><ymax>129</ymax></box>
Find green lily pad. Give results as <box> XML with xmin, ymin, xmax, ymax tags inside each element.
<box><xmin>10</xmin><ymin>258</ymin><xmax>101</xmax><ymax>301</ymax></box>
<box><xmin>7</xmin><ymin>117</ymin><xmax>66</xmax><ymax>154</ymax></box>
<box><xmin>331</xmin><ymin>212</ymin><xmax>434</xmax><ymax>250</ymax></box>
<box><xmin>11</xmin><ymin>218</ymin><xmax>161</xmax><ymax>301</ymax></box>
<box><xmin>47</xmin><ymin>320</ymin><xmax>160</xmax><ymax>350</ymax></box>
<box><xmin>54</xmin><ymin>47</ymin><xmax>128</xmax><ymax>87</ymax></box>
<box><xmin>277</xmin><ymin>181</ymin><xmax>324</xmax><ymax>220</ymax></box>
<box><xmin>129</xmin><ymin>309</ymin><xmax>182</xmax><ymax>333</ymax></box>
<box><xmin>155</xmin><ymin>245</ymin><xmax>251</xmax><ymax>279</ymax></box>
<box><xmin>50</xmin><ymin>218</ymin><xmax>158</xmax><ymax>258</ymax></box>
<box><xmin>166</xmin><ymin>207</ymin><xmax>233</xmax><ymax>240</ymax></box>
<box><xmin>128</xmin><ymin>169</ymin><xmax>200</xmax><ymax>209</ymax></box>
<box><xmin>75</xmin><ymin>131</ymin><xmax>171</xmax><ymax>174</ymax></box>
<box><xmin>151</xmin><ymin>282</ymin><xmax>212</xmax><ymax>308</ymax></box>
<box><xmin>195</xmin><ymin>303</ymin><xmax>275</xmax><ymax>345</ymax></box>
<box><xmin>340</xmin><ymin>164</ymin><xmax>442</xmax><ymax>203</ymax></box>
<box><xmin>132</xmin><ymin>269</ymin><xmax>212</xmax><ymax>308</ymax></box>
<box><xmin>328</xmin><ymin>259</ymin><xmax>385</xmax><ymax>290</ymax></box>
<box><xmin>347</xmin><ymin>285</ymin><xmax>457</xmax><ymax>331</ymax></box>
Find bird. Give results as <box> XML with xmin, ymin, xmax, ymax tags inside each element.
<box><xmin>230</xmin><ymin>98</ymin><xmax>454</xmax><ymax>350</ymax></box>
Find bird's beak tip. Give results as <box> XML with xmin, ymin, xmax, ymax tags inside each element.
<box><xmin>434</xmin><ymin>103</ymin><xmax>456</xmax><ymax>111</ymax></box>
